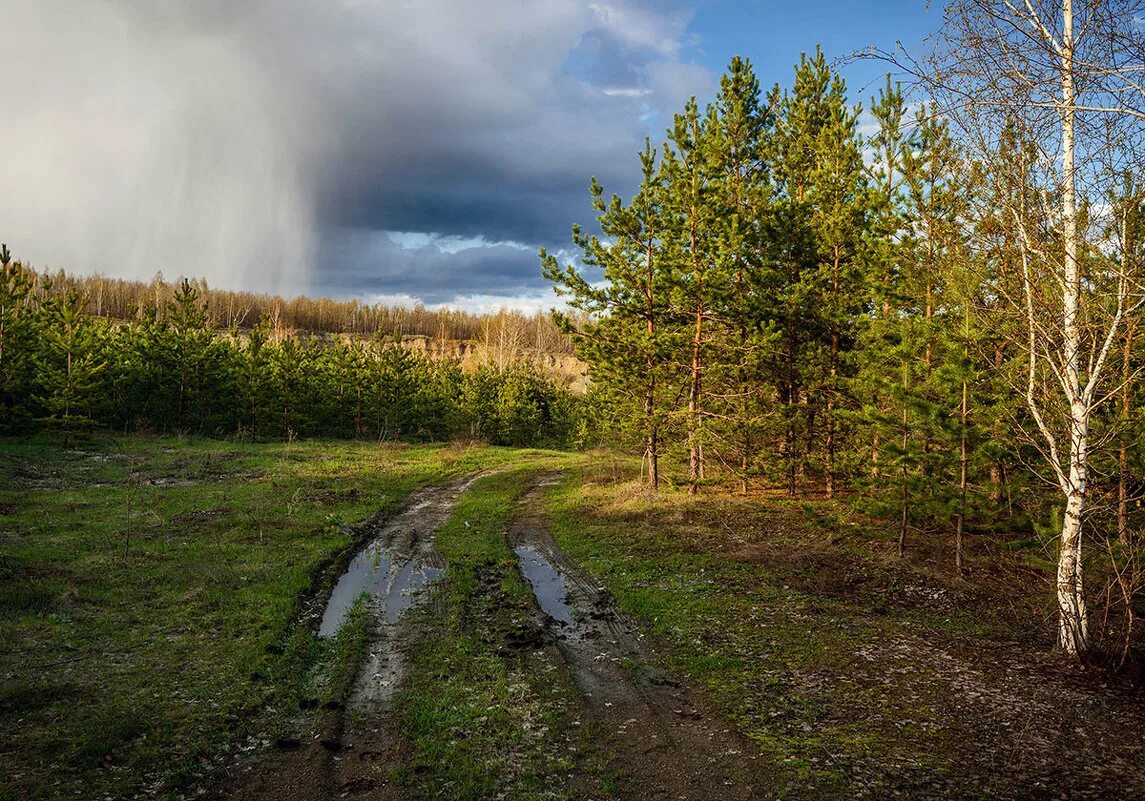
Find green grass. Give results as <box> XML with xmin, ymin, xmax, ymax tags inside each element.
<box><xmin>541</xmin><ymin>466</ymin><xmax>1053</xmax><ymax>799</ymax></box>
<box><xmin>393</xmin><ymin>467</ymin><xmax>616</xmax><ymax>801</ymax></box>
<box><xmin>0</xmin><ymin>435</ymin><xmax>559</xmax><ymax>801</ymax></box>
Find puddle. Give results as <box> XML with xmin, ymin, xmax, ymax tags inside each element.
<box><xmin>514</xmin><ymin>544</ymin><xmax>577</xmax><ymax>631</ymax></box>
<box><xmin>319</xmin><ymin>548</ymin><xmax>445</xmax><ymax>636</ymax></box>
<box><xmin>383</xmin><ymin>560</ymin><xmax>443</xmax><ymax>622</ymax></box>
<box><xmin>316</xmin><ymin>476</ymin><xmax>485</xmax><ymax>638</ymax></box>
<box><xmin>319</xmin><ymin>544</ymin><xmax>392</xmax><ymax>636</ymax></box>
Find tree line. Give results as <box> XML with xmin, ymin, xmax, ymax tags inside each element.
<box><xmin>0</xmin><ymin>256</ymin><xmax>583</xmax><ymax>449</ymax></box>
<box><xmin>20</xmin><ymin>264</ymin><xmax>574</xmax><ymax>353</ymax></box>
<box><xmin>545</xmin><ymin>0</ymin><xmax>1145</xmax><ymax>662</ymax></box>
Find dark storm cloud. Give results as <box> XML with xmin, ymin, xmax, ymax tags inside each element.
<box><xmin>321</xmin><ymin>232</ymin><xmax>547</xmax><ymax>304</ymax></box>
<box><xmin>3</xmin><ymin>0</ymin><xmax>711</xmax><ymax>305</ymax></box>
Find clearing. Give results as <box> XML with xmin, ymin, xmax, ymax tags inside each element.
<box><xmin>3</xmin><ymin>438</ymin><xmax>1145</xmax><ymax>800</ymax></box>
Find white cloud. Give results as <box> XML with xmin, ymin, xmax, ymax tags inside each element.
<box><xmin>368</xmin><ymin>291</ymin><xmax>564</xmax><ymax>316</ymax></box>
<box><xmin>589</xmin><ymin>2</ymin><xmax>692</xmax><ymax>59</ymax></box>
<box><xmin>602</xmin><ymin>86</ymin><xmax>654</xmax><ymax>98</ymax></box>
<box><xmin>386</xmin><ymin>231</ymin><xmax>534</xmax><ymax>255</ymax></box>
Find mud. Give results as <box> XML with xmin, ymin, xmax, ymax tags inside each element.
<box><xmin>507</xmin><ymin>476</ymin><xmax>771</xmax><ymax>800</ymax></box>
<box><xmin>220</xmin><ymin>471</ymin><xmax>772</xmax><ymax>801</ymax></box>
<box><xmin>220</xmin><ymin>473</ymin><xmax>480</xmax><ymax>801</ymax></box>
<box><xmin>513</xmin><ymin>544</ymin><xmax>577</xmax><ymax>631</ymax></box>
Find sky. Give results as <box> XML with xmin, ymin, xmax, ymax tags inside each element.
<box><xmin>1</xmin><ymin>0</ymin><xmax>942</xmax><ymax>312</ymax></box>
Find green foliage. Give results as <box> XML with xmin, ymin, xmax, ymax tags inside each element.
<box><xmin>33</xmin><ymin>287</ymin><xmax>106</xmax><ymax>445</ymax></box>
<box><xmin>0</xmin><ymin>258</ymin><xmax>35</xmax><ymax>431</ymax></box>
<box><xmin>0</xmin><ymin>250</ymin><xmax>582</xmax><ymax>449</ymax></box>
<box><xmin>543</xmin><ymin>51</ymin><xmax>1117</xmax><ymax>568</ymax></box>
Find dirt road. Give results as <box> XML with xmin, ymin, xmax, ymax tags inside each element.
<box><xmin>221</xmin><ymin>474</ymin><xmax>478</xmax><ymax>801</ymax></box>
<box><xmin>218</xmin><ymin>472</ymin><xmax>769</xmax><ymax>801</ymax></box>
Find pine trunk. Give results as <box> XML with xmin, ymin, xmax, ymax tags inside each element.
<box><xmin>1118</xmin><ymin>301</ymin><xmax>1136</xmax><ymax>545</ymax></box>
<box><xmin>644</xmin><ymin>242</ymin><xmax>660</xmax><ymax>491</ymax></box>
<box><xmin>826</xmin><ymin>243</ymin><xmax>840</xmax><ymax>499</ymax></box>
<box><xmin>688</xmin><ymin>302</ymin><xmax>703</xmax><ymax>495</ymax></box>
<box><xmin>956</xmin><ymin>378</ymin><xmax>968</xmax><ymax>574</ymax></box>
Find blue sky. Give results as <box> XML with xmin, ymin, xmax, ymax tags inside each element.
<box><xmin>4</xmin><ymin>1</ymin><xmax>944</xmax><ymax>311</ymax></box>
<box><xmin>688</xmin><ymin>0</ymin><xmax>940</xmax><ymax>99</ymax></box>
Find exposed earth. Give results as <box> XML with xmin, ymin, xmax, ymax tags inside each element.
<box><xmin>213</xmin><ymin>469</ymin><xmax>1145</xmax><ymax>801</ymax></box>
<box><xmin>219</xmin><ymin>473</ymin><xmax>772</xmax><ymax>801</ymax></box>
<box><xmin>7</xmin><ymin>441</ymin><xmax>1145</xmax><ymax>801</ymax></box>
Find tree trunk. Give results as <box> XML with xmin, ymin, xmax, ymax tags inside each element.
<box><xmin>956</xmin><ymin>378</ymin><xmax>968</xmax><ymax>574</ymax></box>
<box><xmin>784</xmin><ymin>382</ymin><xmax>798</xmax><ymax>497</ymax></box>
<box><xmin>1119</xmin><ymin>301</ymin><xmax>1137</xmax><ymax>545</ymax></box>
<box><xmin>644</xmin><ymin>241</ymin><xmax>659</xmax><ymax>491</ymax></box>
<box><xmin>1059</xmin><ymin>479</ymin><xmax>1089</xmax><ymax>656</ymax></box>
<box><xmin>688</xmin><ymin>302</ymin><xmax>703</xmax><ymax>495</ymax></box>
<box><xmin>898</xmin><ymin>405</ymin><xmax>908</xmax><ymax>558</ymax></box>
<box><xmin>644</xmin><ymin>393</ymin><xmax>659</xmax><ymax>491</ymax></box>
<box><xmin>990</xmin><ymin>345</ymin><xmax>1005</xmax><ymax>504</ymax></box>
<box><xmin>825</xmin><ymin>244</ymin><xmax>841</xmax><ymax>499</ymax></box>
<box><xmin>1057</xmin><ymin>0</ymin><xmax>1089</xmax><ymax>656</ymax></box>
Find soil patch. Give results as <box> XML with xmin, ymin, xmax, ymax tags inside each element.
<box><xmin>305</xmin><ymin>488</ymin><xmax>362</xmax><ymax>505</ymax></box>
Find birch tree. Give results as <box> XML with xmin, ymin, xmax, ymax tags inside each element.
<box><xmin>910</xmin><ymin>0</ymin><xmax>1145</xmax><ymax>656</ymax></box>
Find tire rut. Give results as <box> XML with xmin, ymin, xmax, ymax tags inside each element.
<box><xmin>219</xmin><ymin>472</ymin><xmax>482</xmax><ymax>801</ymax></box>
<box><xmin>507</xmin><ymin>474</ymin><xmax>770</xmax><ymax>801</ymax></box>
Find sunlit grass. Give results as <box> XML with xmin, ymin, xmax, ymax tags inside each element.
<box><xmin>0</xmin><ymin>436</ymin><xmax>548</xmax><ymax>801</ymax></box>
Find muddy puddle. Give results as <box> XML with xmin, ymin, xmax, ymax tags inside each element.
<box><xmin>222</xmin><ymin>474</ymin><xmax>482</xmax><ymax>801</ymax></box>
<box><xmin>512</xmin><ymin>544</ymin><xmax>577</xmax><ymax>632</ymax></box>
<box><xmin>506</xmin><ymin>476</ymin><xmax>768</xmax><ymax>801</ymax></box>
<box><xmin>316</xmin><ymin>475</ymin><xmax>479</xmax><ymax>638</ymax></box>
<box><xmin>319</xmin><ymin>548</ymin><xmax>443</xmax><ymax>636</ymax></box>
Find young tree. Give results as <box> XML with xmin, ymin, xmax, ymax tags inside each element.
<box><xmin>662</xmin><ymin>98</ymin><xmax>722</xmax><ymax>494</ymax></box>
<box><xmin>166</xmin><ymin>278</ymin><xmax>217</xmax><ymax>432</ymax></box>
<box><xmin>701</xmin><ymin>57</ymin><xmax>776</xmax><ymax>493</ymax></box>
<box><xmin>543</xmin><ymin>141</ymin><xmax>674</xmax><ymax>489</ymax></box>
<box><xmin>1109</xmin><ymin>176</ymin><xmax>1145</xmax><ymax>545</ymax></box>
<box><xmin>35</xmin><ymin>288</ymin><xmax>105</xmax><ymax>446</ymax></box>
<box><xmin>767</xmin><ymin>48</ymin><xmax>868</xmax><ymax>495</ymax></box>
<box><xmin>0</xmin><ymin>246</ymin><xmax>35</xmax><ymax>430</ymax></box>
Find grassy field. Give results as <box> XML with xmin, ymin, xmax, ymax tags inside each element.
<box><xmin>0</xmin><ymin>436</ymin><xmax>568</xmax><ymax>801</ymax></box>
<box><xmin>5</xmin><ymin>438</ymin><xmax>1145</xmax><ymax>800</ymax></box>
<box><xmin>543</xmin><ymin>465</ymin><xmax>1145</xmax><ymax>799</ymax></box>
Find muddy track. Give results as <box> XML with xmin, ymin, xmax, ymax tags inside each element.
<box><xmin>507</xmin><ymin>475</ymin><xmax>770</xmax><ymax>801</ymax></box>
<box><xmin>218</xmin><ymin>473</ymin><xmax>482</xmax><ymax>801</ymax></box>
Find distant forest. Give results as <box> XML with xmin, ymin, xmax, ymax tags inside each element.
<box><xmin>22</xmin><ymin>264</ymin><xmax>575</xmax><ymax>352</ymax></box>
<box><xmin>0</xmin><ymin>256</ymin><xmax>584</xmax><ymax>449</ymax></box>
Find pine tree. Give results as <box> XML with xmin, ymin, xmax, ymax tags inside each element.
<box><xmin>0</xmin><ymin>247</ymin><xmax>35</xmax><ymax>430</ymax></box>
<box><xmin>1107</xmin><ymin>174</ymin><xmax>1145</xmax><ymax>545</ymax></box>
<box><xmin>166</xmin><ymin>278</ymin><xmax>217</xmax><ymax>432</ymax></box>
<box><xmin>543</xmin><ymin>140</ymin><xmax>674</xmax><ymax>488</ymax></box>
<box><xmin>662</xmin><ymin>98</ymin><xmax>722</xmax><ymax>494</ymax></box>
<box><xmin>35</xmin><ymin>287</ymin><xmax>105</xmax><ymax>446</ymax></box>
<box><xmin>704</xmin><ymin>57</ymin><xmax>776</xmax><ymax>493</ymax></box>
<box><xmin>268</xmin><ymin>335</ymin><xmax>308</xmax><ymax>441</ymax></box>
<box><xmin>767</xmin><ymin>48</ymin><xmax>868</xmax><ymax>495</ymax></box>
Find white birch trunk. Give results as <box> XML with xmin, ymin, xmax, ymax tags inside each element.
<box><xmin>1056</xmin><ymin>0</ymin><xmax>1089</xmax><ymax>657</ymax></box>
